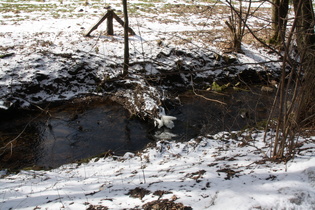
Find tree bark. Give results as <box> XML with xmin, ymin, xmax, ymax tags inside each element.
<box><xmin>293</xmin><ymin>0</ymin><xmax>315</xmax><ymax>127</ymax></box>
<box><xmin>295</xmin><ymin>7</ymin><xmax>315</xmax><ymax>126</ymax></box>
<box><xmin>293</xmin><ymin>0</ymin><xmax>315</xmax><ymax>48</ymax></box>
<box><xmin>270</xmin><ymin>0</ymin><xmax>289</xmax><ymax>45</ymax></box>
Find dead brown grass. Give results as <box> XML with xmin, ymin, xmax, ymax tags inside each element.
<box><xmin>133</xmin><ymin>1</ymin><xmax>274</xmax><ymax>51</ymax></box>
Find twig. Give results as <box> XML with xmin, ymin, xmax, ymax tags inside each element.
<box><xmin>0</xmin><ymin>105</ymin><xmax>48</xmax><ymax>156</ymax></box>
<box><xmin>190</xmin><ymin>75</ymin><xmax>227</xmax><ymax>105</ymax></box>
<box><xmin>0</xmin><ymin>120</ymin><xmax>31</xmax><ymax>157</ymax></box>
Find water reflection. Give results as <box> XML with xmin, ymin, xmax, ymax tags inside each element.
<box><xmin>0</xmin><ymin>99</ymin><xmax>153</xmax><ymax>170</ymax></box>
<box><xmin>35</xmin><ymin>106</ymin><xmax>151</xmax><ymax>168</ymax></box>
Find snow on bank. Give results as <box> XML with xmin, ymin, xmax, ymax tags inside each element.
<box><xmin>0</xmin><ymin>0</ymin><xmax>280</xmax><ymax>113</ymax></box>
<box><xmin>1</xmin><ymin>130</ymin><xmax>314</xmax><ymax>209</ymax></box>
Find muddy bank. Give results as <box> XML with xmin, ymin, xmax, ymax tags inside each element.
<box><xmin>0</xmin><ymin>46</ymin><xmax>280</xmax><ymax>119</ymax></box>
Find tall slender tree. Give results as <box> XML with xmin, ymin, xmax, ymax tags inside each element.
<box><xmin>292</xmin><ymin>0</ymin><xmax>315</xmax><ymax>127</ymax></box>
<box><xmin>122</xmin><ymin>0</ymin><xmax>129</xmax><ymax>76</ymax></box>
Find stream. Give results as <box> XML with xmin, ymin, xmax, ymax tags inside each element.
<box><xmin>0</xmin><ymin>88</ymin><xmax>275</xmax><ymax>171</ymax></box>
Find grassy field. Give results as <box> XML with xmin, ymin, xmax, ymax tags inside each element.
<box><xmin>0</xmin><ymin>0</ymin><xmax>274</xmax><ymax>50</ymax></box>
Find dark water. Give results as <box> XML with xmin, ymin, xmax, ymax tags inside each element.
<box><xmin>35</xmin><ymin>106</ymin><xmax>150</xmax><ymax>168</ymax></box>
<box><xmin>0</xmin><ymin>98</ymin><xmax>152</xmax><ymax>170</ymax></box>
<box><xmin>0</xmin><ymin>89</ymin><xmax>275</xmax><ymax>171</ymax></box>
<box><xmin>162</xmin><ymin>89</ymin><xmax>273</xmax><ymax>141</ymax></box>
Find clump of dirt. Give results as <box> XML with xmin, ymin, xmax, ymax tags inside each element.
<box><xmin>86</xmin><ymin>204</ymin><xmax>108</xmax><ymax>210</ymax></box>
<box><xmin>142</xmin><ymin>199</ymin><xmax>192</xmax><ymax>210</ymax></box>
<box><xmin>127</xmin><ymin>187</ymin><xmax>151</xmax><ymax>200</ymax></box>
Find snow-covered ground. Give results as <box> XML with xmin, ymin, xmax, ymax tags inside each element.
<box><xmin>1</xmin><ymin>0</ymin><xmax>314</xmax><ymax>209</ymax></box>
<box><xmin>0</xmin><ymin>0</ymin><xmax>279</xmax><ymax>113</ymax></box>
<box><xmin>1</xmin><ymin>131</ymin><xmax>315</xmax><ymax>209</ymax></box>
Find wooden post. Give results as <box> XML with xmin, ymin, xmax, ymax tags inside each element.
<box><xmin>85</xmin><ymin>12</ymin><xmax>110</xmax><ymax>37</ymax></box>
<box><xmin>84</xmin><ymin>8</ymin><xmax>136</xmax><ymax>37</ymax></box>
<box><xmin>107</xmin><ymin>10</ymin><xmax>114</xmax><ymax>35</ymax></box>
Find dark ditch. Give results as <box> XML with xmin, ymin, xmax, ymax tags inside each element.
<box><xmin>0</xmin><ymin>88</ymin><xmax>275</xmax><ymax>171</ymax></box>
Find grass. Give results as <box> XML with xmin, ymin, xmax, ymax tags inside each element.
<box><xmin>129</xmin><ymin>3</ymin><xmax>157</xmax><ymax>14</ymax></box>
<box><xmin>0</xmin><ymin>3</ymin><xmax>57</xmax><ymax>13</ymax></box>
<box><xmin>0</xmin><ymin>1</ymin><xmax>82</xmax><ymax>20</ymax></box>
<box><xmin>141</xmin><ymin>0</ymin><xmax>165</xmax><ymax>2</ymax></box>
<box><xmin>159</xmin><ymin>3</ymin><xmax>215</xmax><ymax>16</ymax></box>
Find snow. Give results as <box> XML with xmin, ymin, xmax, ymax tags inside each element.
<box><xmin>0</xmin><ymin>0</ymin><xmax>280</xmax><ymax>113</ymax></box>
<box><xmin>1</xmin><ymin>131</ymin><xmax>314</xmax><ymax>209</ymax></box>
<box><xmin>154</xmin><ymin>107</ymin><xmax>177</xmax><ymax>129</ymax></box>
<box><xmin>1</xmin><ymin>0</ymin><xmax>314</xmax><ymax>209</ymax></box>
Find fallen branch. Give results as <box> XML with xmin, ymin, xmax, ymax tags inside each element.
<box><xmin>192</xmin><ymin>89</ymin><xmax>227</xmax><ymax>105</ymax></box>
<box><xmin>191</xmin><ymin>75</ymin><xmax>227</xmax><ymax>105</ymax></box>
<box><xmin>0</xmin><ymin>121</ymin><xmax>30</xmax><ymax>157</ymax></box>
<box><xmin>0</xmin><ymin>103</ymin><xmax>49</xmax><ymax>157</ymax></box>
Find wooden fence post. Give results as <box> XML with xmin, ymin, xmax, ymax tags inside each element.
<box><xmin>106</xmin><ymin>9</ymin><xmax>114</xmax><ymax>35</ymax></box>
<box><xmin>84</xmin><ymin>9</ymin><xmax>136</xmax><ymax>37</ymax></box>
<box><xmin>84</xmin><ymin>12</ymin><xmax>110</xmax><ymax>37</ymax></box>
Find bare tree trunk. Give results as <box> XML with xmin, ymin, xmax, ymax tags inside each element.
<box><xmin>292</xmin><ymin>0</ymin><xmax>315</xmax><ymax>127</ymax></box>
<box><xmin>271</xmin><ymin>0</ymin><xmax>315</xmax><ymax>160</ymax></box>
<box><xmin>270</xmin><ymin>0</ymin><xmax>289</xmax><ymax>45</ymax></box>
<box><xmin>293</xmin><ymin>0</ymin><xmax>315</xmax><ymax>49</ymax></box>
<box><xmin>271</xmin><ymin>0</ymin><xmax>280</xmax><ymax>43</ymax></box>
<box><xmin>122</xmin><ymin>0</ymin><xmax>129</xmax><ymax>76</ymax></box>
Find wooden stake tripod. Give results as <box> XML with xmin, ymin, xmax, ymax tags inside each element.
<box><xmin>85</xmin><ymin>9</ymin><xmax>136</xmax><ymax>37</ymax></box>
